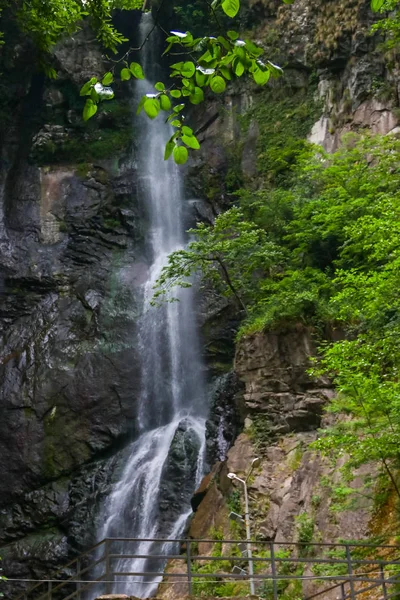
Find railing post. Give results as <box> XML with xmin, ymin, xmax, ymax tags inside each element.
<box><xmin>340</xmin><ymin>582</ymin><xmax>346</xmax><ymax>600</ymax></box>
<box><xmin>269</xmin><ymin>542</ymin><xmax>278</xmax><ymax>600</ymax></box>
<box><xmin>105</xmin><ymin>539</ymin><xmax>111</xmax><ymax>595</ymax></box>
<box><xmin>380</xmin><ymin>563</ymin><xmax>388</xmax><ymax>599</ymax></box>
<box><xmin>186</xmin><ymin>539</ymin><xmax>193</xmax><ymax>596</ymax></box>
<box><xmin>47</xmin><ymin>581</ymin><xmax>52</xmax><ymax>600</ymax></box>
<box><xmin>76</xmin><ymin>558</ymin><xmax>81</xmax><ymax>600</ymax></box>
<box><xmin>345</xmin><ymin>544</ymin><xmax>356</xmax><ymax>600</ymax></box>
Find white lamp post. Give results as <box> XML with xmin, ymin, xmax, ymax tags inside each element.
<box><xmin>227</xmin><ymin>457</ymin><xmax>260</xmax><ymax>595</ymax></box>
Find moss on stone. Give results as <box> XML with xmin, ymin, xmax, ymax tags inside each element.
<box><xmin>249</xmin><ymin>86</ymin><xmax>322</xmax><ymax>184</ymax></box>
<box><xmin>34</xmin><ymin>127</ymin><xmax>133</xmax><ymax>165</ymax></box>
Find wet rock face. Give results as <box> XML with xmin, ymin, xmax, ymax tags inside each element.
<box><xmin>0</xmin><ymin>158</ymin><xmax>146</xmax><ymax>595</ymax></box>
<box><xmin>158</xmin><ymin>419</ymin><xmax>203</xmax><ymax>530</ymax></box>
<box><xmin>0</xmin><ymin>22</ymin><xmax>147</xmax><ymax>592</ymax></box>
<box><xmin>205</xmin><ymin>372</ymin><xmax>244</xmax><ymax>465</ymax></box>
<box><xmin>0</xmin><ymin>162</ymin><xmax>144</xmax><ymax>503</ymax></box>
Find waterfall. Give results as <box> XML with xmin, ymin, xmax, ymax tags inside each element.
<box><xmin>94</xmin><ymin>13</ymin><xmax>208</xmax><ymax>598</ymax></box>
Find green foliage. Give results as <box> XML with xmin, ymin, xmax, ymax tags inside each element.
<box><xmin>3</xmin><ymin>0</ymin><xmax>141</xmax><ymax>58</ymax></box>
<box><xmin>153</xmin><ymin>206</ymin><xmax>283</xmax><ymax>312</ymax></box>
<box><xmin>191</xmin><ymin>527</ymin><xmax>248</xmax><ymax>597</ymax></box>
<box><xmin>258</xmin><ymin>550</ymin><xmax>302</xmax><ymax>600</ymax></box>
<box><xmin>158</xmin><ymin>131</ymin><xmax>400</xmax><ymax>491</ymax></box>
<box><xmin>312</xmin><ymin>547</ymin><xmax>348</xmax><ymax>578</ymax></box>
<box><xmin>288</xmin><ymin>444</ymin><xmax>304</xmax><ymax>471</ymax></box>
<box><xmin>370</xmin><ymin>0</ymin><xmax>400</xmax><ymax>49</ymax></box>
<box><xmin>295</xmin><ymin>513</ymin><xmax>315</xmax><ymax>556</ymax></box>
<box><xmin>227</xmin><ymin>489</ymin><xmax>242</xmax><ymax>513</ymax></box>
<box><xmin>249</xmin><ymin>88</ymin><xmax>322</xmax><ymax>183</ymax></box>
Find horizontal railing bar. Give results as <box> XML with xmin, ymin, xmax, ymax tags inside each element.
<box><xmin>188</xmin><ymin>555</ymin><xmax>400</xmax><ymax>567</ymax></box>
<box><xmin>110</xmin><ymin>570</ymin><xmax>400</xmax><ymax>584</ymax></box>
<box><xmin>108</xmin><ymin>553</ymin><xmax>183</xmax><ymax>560</ymax></box>
<box><xmin>109</xmin><ymin>552</ymin><xmax>400</xmax><ymax>566</ymax></box>
<box><xmin>103</xmin><ymin>537</ymin><xmax>400</xmax><ymax>548</ymax></box>
<box><xmin>106</xmin><ymin>553</ymin><xmax>400</xmax><ymax>567</ymax></box>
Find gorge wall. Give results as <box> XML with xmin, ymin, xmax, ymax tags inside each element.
<box><xmin>0</xmin><ymin>0</ymin><xmax>398</xmax><ymax>596</ymax></box>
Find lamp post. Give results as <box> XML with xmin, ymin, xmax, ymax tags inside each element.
<box><xmin>227</xmin><ymin>457</ymin><xmax>260</xmax><ymax>595</ymax></box>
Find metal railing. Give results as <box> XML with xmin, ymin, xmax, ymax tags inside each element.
<box><xmin>8</xmin><ymin>537</ymin><xmax>400</xmax><ymax>600</ymax></box>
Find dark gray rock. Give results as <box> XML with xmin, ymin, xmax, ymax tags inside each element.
<box><xmin>158</xmin><ymin>419</ymin><xmax>202</xmax><ymax>530</ymax></box>
<box><xmin>205</xmin><ymin>372</ymin><xmax>244</xmax><ymax>465</ymax></box>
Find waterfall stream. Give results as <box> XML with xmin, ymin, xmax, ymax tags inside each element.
<box><xmin>94</xmin><ymin>14</ymin><xmax>208</xmax><ymax>598</ymax></box>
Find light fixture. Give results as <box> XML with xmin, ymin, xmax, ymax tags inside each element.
<box><xmin>225</xmin><ymin>458</ymin><xmax>261</xmax><ymax>595</ymax></box>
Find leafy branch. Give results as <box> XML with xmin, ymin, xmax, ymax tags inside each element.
<box><xmin>80</xmin><ymin>0</ymin><xmax>285</xmax><ymax>163</ymax></box>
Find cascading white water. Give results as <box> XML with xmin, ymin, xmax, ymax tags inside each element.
<box><xmin>94</xmin><ymin>13</ymin><xmax>208</xmax><ymax>598</ymax></box>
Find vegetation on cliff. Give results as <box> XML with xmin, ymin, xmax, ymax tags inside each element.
<box><xmin>157</xmin><ymin>130</ymin><xmax>400</xmax><ymax>496</ymax></box>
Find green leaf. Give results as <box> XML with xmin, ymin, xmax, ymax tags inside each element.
<box><xmin>173</xmin><ymin>146</ymin><xmax>189</xmax><ymax>165</ymax></box>
<box><xmin>221</xmin><ymin>0</ymin><xmax>240</xmax><ymax>17</ymax></box>
<box><xmin>189</xmin><ymin>87</ymin><xmax>204</xmax><ymax>105</ymax></box>
<box><xmin>155</xmin><ymin>81</ymin><xmax>165</xmax><ymax>91</ymax></box>
<box><xmin>171</xmin><ymin>119</ymin><xmax>181</xmax><ymax>127</ymax></box>
<box><xmin>245</xmin><ymin>40</ymin><xmax>263</xmax><ymax>56</ymax></box>
<box><xmin>227</xmin><ymin>30</ymin><xmax>239</xmax><ymax>40</ymax></box>
<box><xmin>253</xmin><ymin>66</ymin><xmax>270</xmax><ymax>85</ymax></box>
<box><xmin>181</xmin><ymin>61</ymin><xmax>196</xmax><ymax>78</ymax></box>
<box><xmin>121</xmin><ymin>68</ymin><xmax>131</xmax><ymax>81</ymax></box>
<box><xmin>234</xmin><ymin>60</ymin><xmax>245</xmax><ymax>77</ymax></box>
<box><xmin>170</xmin><ymin>89</ymin><xmax>182</xmax><ymax>98</ymax></box>
<box><xmin>83</xmin><ymin>99</ymin><xmax>97</xmax><ymax>121</ymax></box>
<box><xmin>102</xmin><ymin>72</ymin><xmax>113</xmax><ymax>86</ymax></box>
<box><xmin>45</xmin><ymin>67</ymin><xmax>58</xmax><ymax>80</ymax></box>
<box><xmin>182</xmin><ymin>126</ymin><xmax>193</xmax><ymax>136</ymax></box>
<box><xmin>220</xmin><ymin>66</ymin><xmax>232</xmax><ymax>80</ymax></box>
<box><xmin>183</xmin><ymin>134</ymin><xmax>200</xmax><ymax>150</ymax></box>
<box><xmin>170</xmin><ymin>62</ymin><xmax>184</xmax><ymax>72</ymax></box>
<box><xmin>164</xmin><ymin>141</ymin><xmax>176</xmax><ymax>160</ymax></box>
<box><xmin>371</xmin><ymin>0</ymin><xmax>385</xmax><ymax>10</ymax></box>
<box><xmin>195</xmin><ymin>71</ymin><xmax>207</xmax><ymax>87</ymax></box>
<box><xmin>130</xmin><ymin>62</ymin><xmax>145</xmax><ymax>79</ymax></box>
<box><xmin>173</xmin><ymin>103</ymin><xmax>185</xmax><ymax>113</ymax></box>
<box><xmin>210</xmin><ymin>75</ymin><xmax>226</xmax><ymax>94</ymax></box>
<box><xmin>144</xmin><ymin>98</ymin><xmax>160</xmax><ymax>119</ymax></box>
<box><xmin>80</xmin><ymin>77</ymin><xmax>97</xmax><ymax>97</ymax></box>
<box><xmin>218</xmin><ymin>36</ymin><xmax>231</xmax><ymax>50</ymax></box>
<box><xmin>91</xmin><ymin>88</ymin><xmax>100</xmax><ymax>102</ymax></box>
<box><xmin>160</xmin><ymin>94</ymin><xmax>172</xmax><ymax>111</ymax></box>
